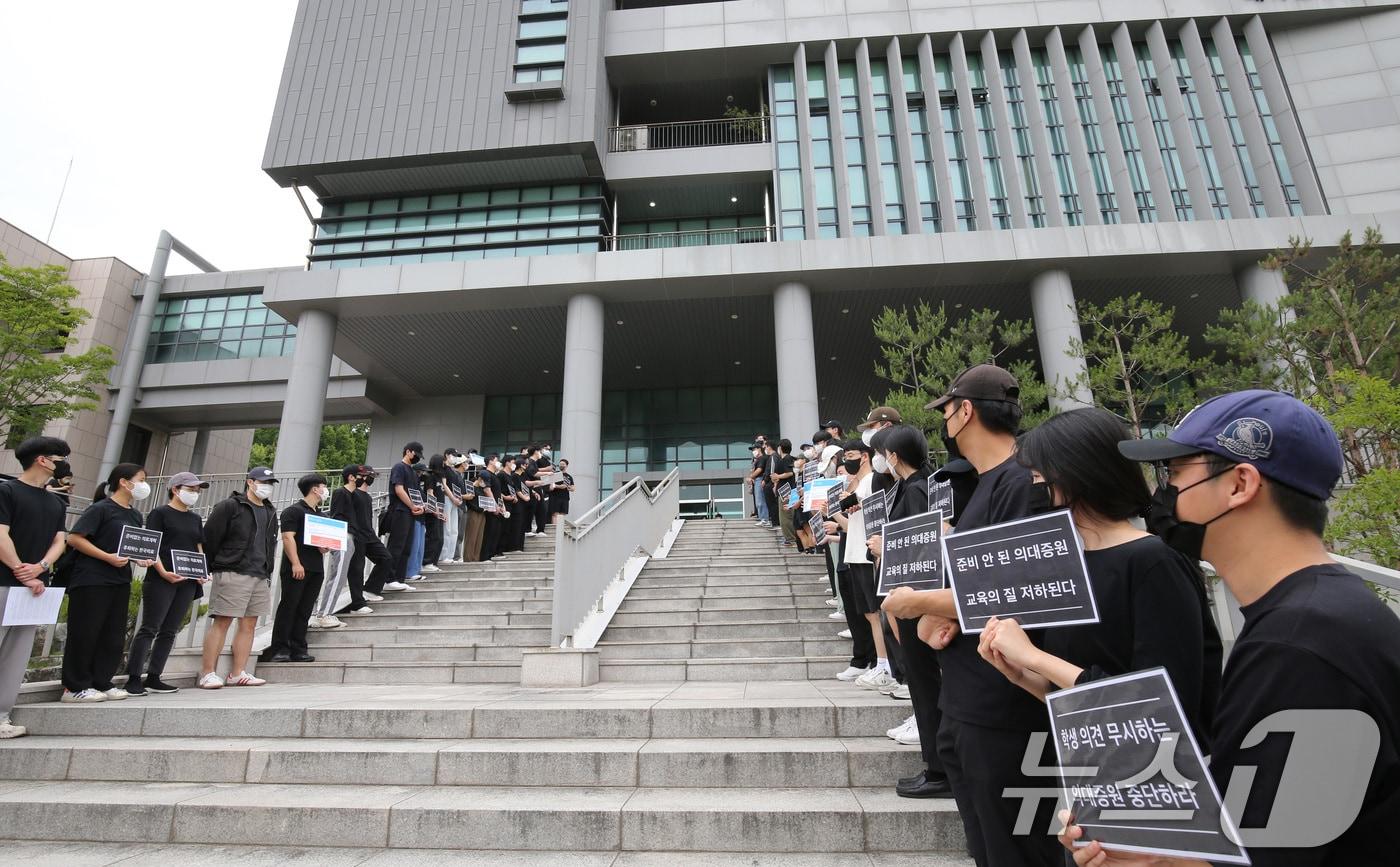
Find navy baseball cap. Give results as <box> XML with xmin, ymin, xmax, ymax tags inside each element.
<box><xmin>1117</xmin><ymin>390</ymin><xmax>1343</xmax><ymax>499</ymax></box>
<box><xmin>247</xmin><ymin>467</ymin><xmax>278</xmax><ymax>483</ymax></box>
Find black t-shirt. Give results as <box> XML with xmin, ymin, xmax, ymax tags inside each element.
<box><xmin>279</xmin><ymin>501</ymin><xmax>326</xmax><ymax>576</ymax></box>
<box><xmin>146</xmin><ymin>504</ymin><xmax>206</xmax><ymax>598</ymax></box>
<box><xmin>351</xmin><ymin>488</ymin><xmax>376</xmax><ymax>538</ymax></box>
<box><xmin>1041</xmin><ymin>535</ymin><xmax>1221</xmax><ymax>748</ymax></box>
<box><xmin>444</xmin><ymin>468</ymin><xmax>465</xmax><ymax>503</ymax></box>
<box><xmin>939</xmin><ymin>455</ymin><xmax>1047</xmax><ymax>730</ymax></box>
<box><xmin>774</xmin><ymin>454</ymin><xmax>795</xmax><ymax>482</ymax></box>
<box><xmin>0</xmin><ymin>479</ymin><xmax>67</xmax><ymax>587</ymax></box>
<box><xmin>69</xmin><ymin>497</ymin><xmax>145</xmax><ymax>587</ymax></box>
<box><xmin>1208</xmin><ymin>564</ymin><xmax>1400</xmax><ymax>865</ymax></box>
<box><xmin>389</xmin><ymin>462</ymin><xmax>416</xmax><ymax>513</ymax></box>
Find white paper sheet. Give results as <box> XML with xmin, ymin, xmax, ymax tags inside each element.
<box><xmin>2</xmin><ymin>586</ymin><xmax>66</xmax><ymax>626</ymax></box>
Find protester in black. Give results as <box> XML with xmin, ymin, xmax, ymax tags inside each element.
<box><xmin>976</xmin><ymin>408</ymin><xmax>1221</xmax><ymax>748</ymax></box>
<box><xmin>351</xmin><ymin>467</ymin><xmax>394</xmax><ymax>600</ymax></box>
<box><xmin>549</xmin><ymin>459</ymin><xmax>574</xmax><ymax>521</ymax></box>
<box><xmin>62</xmin><ymin>463</ymin><xmax>155</xmax><ymax>702</ymax></box>
<box><xmin>0</xmin><ymin>436</ymin><xmax>71</xmax><ymax>735</ymax></box>
<box><xmin>384</xmin><ymin>442</ymin><xmax>424</xmax><ymax>589</ymax></box>
<box><xmin>1060</xmin><ymin>390</ymin><xmax>1400</xmax><ymax>866</ymax></box>
<box><xmin>266</xmin><ymin>474</ymin><xmax>331</xmax><ymax>662</ymax></box>
<box><xmin>126</xmin><ymin>471</ymin><xmax>210</xmax><ymax>696</ymax></box>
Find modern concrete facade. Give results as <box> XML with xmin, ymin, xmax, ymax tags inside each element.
<box><xmin>86</xmin><ymin>0</ymin><xmax>1400</xmax><ymax>514</ymax></box>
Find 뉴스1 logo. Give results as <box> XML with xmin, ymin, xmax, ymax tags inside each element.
<box><xmin>1217</xmin><ymin>417</ymin><xmax>1273</xmax><ymax>459</ymax></box>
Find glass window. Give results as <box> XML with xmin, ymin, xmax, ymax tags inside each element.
<box><xmin>516</xmin><ymin>42</ymin><xmax>565</xmax><ymax>65</ymax></box>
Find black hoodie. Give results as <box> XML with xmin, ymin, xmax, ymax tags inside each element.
<box><xmin>203</xmin><ymin>490</ymin><xmax>278</xmax><ymax>579</ymax></box>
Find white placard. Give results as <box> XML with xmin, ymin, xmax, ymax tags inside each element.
<box><xmin>2</xmin><ymin>586</ymin><xmax>66</xmax><ymax>626</ymax></box>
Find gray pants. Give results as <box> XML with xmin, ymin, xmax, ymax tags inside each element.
<box><xmin>0</xmin><ymin>624</ymin><xmax>37</xmax><ymax>723</ymax></box>
<box><xmin>316</xmin><ymin>538</ymin><xmax>356</xmax><ymax>618</ymax></box>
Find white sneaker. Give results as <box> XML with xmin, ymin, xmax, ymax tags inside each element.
<box><xmin>855</xmin><ymin>668</ymin><xmax>882</xmax><ymax>689</ymax></box>
<box><xmin>103</xmin><ymin>688</ymin><xmax>129</xmax><ymax>701</ymax></box>
<box><xmin>225</xmin><ymin>671</ymin><xmax>266</xmax><ymax>686</ymax></box>
<box><xmin>887</xmin><ymin>715</ymin><xmax>916</xmax><ymax>740</ymax></box>
<box><xmin>890</xmin><ymin>683</ymin><xmax>911</xmax><ymax>700</ymax></box>
<box><xmin>859</xmin><ymin>669</ymin><xmax>898</xmax><ymax>694</ymax></box>
<box><xmin>895</xmin><ymin>721</ymin><xmax>921</xmax><ymax>746</ymax></box>
<box><xmin>363</xmin><ymin>592</ymin><xmax>384</xmax><ymax>602</ymax></box>
<box><xmin>837</xmin><ymin>629</ymin><xmax>852</xmax><ymax>639</ymax></box>
<box><xmin>0</xmin><ymin>720</ymin><xmax>26</xmax><ymax>738</ymax></box>
<box><xmin>825</xmin><ymin>598</ymin><xmax>839</xmax><ymax>607</ymax></box>
<box><xmin>835</xmin><ymin>665</ymin><xmax>869</xmax><ymax>682</ymax></box>
<box><xmin>310</xmin><ymin>615</ymin><xmax>344</xmax><ymax>629</ymax></box>
<box><xmin>827</xmin><ymin>610</ymin><xmax>845</xmax><ymax>620</ymax></box>
<box><xmin>421</xmin><ymin>564</ymin><xmax>441</xmax><ymax>573</ymax></box>
<box><xmin>384</xmin><ymin>581</ymin><xmax>411</xmax><ymax>591</ymax></box>
<box><xmin>351</xmin><ymin>605</ymin><xmax>374</xmax><ymax>614</ymax></box>
<box><xmin>61</xmin><ymin>688</ymin><xmax>106</xmax><ymax>703</ymax></box>
<box><xmin>198</xmin><ymin>672</ymin><xmax>224</xmax><ymax>689</ymax></box>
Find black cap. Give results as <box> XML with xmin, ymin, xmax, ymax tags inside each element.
<box><xmin>927</xmin><ymin>364</ymin><xmax>1020</xmax><ymax>410</ymax></box>
<box><xmin>858</xmin><ymin>406</ymin><xmax>902</xmax><ymax>430</ymax></box>
<box><xmin>822</xmin><ymin>419</ymin><xmax>842</xmax><ymax>429</ymax></box>
<box><xmin>247</xmin><ymin>467</ymin><xmax>278</xmax><ymax>483</ymax></box>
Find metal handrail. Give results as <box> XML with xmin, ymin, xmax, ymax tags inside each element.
<box><xmin>607</xmin><ymin>115</ymin><xmax>770</xmax><ymax>152</ymax></box>
<box><xmin>611</xmin><ymin>225</ymin><xmax>774</xmax><ymax>251</ymax></box>
<box><xmin>551</xmin><ymin>468</ymin><xmax>681</xmax><ymax>645</ymax></box>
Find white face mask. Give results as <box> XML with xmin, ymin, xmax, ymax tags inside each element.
<box><xmin>803</xmin><ymin>448</ymin><xmax>816</xmax><ymax>459</ymax></box>
<box><xmin>861</xmin><ymin>427</ymin><xmax>876</xmax><ymax>446</ymax></box>
<box><xmin>872</xmin><ymin>454</ymin><xmax>889</xmax><ymax>475</ymax></box>
<box><xmin>315</xmin><ymin>486</ymin><xmax>330</xmax><ymax>502</ymax></box>
<box><xmin>177</xmin><ymin>490</ymin><xmax>200</xmax><ymax>507</ymax></box>
<box><xmin>129</xmin><ymin>481</ymin><xmax>152</xmax><ymax>501</ymax></box>
<box><xmin>542</xmin><ymin>449</ymin><xmax>551</xmax><ymax>457</ymax></box>
<box><xmin>254</xmin><ymin>483</ymin><xmax>275</xmax><ymax>501</ymax></box>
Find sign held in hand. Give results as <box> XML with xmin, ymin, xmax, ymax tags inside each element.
<box><xmin>169</xmin><ymin>550</ymin><xmax>209</xmax><ymax>581</ymax></box>
<box><xmin>116</xmin><ymin>525</ymin><xmax>162</xmax><ymax>562</ymax></box>
<box><xmin>942</xmin><ymin>510</ymin><xmax>1098</xmax><ymax>633</ymax></box>
<box><xmin>1047</xmin><ymin>668</ymin><xmax>1248</xmax><ymax>865</ymax></box>
<box><xmin>861</xmin><ymin>489</ymin><xmax>888</xmax><ymax>539</ymax></box>
<box><xmin>928</xmin><ymin>477</ymin><xmax>955</xmax><ymax>522</ymax></box>
<box><xmin>303</xmin><ymin>514</ymin><xmax>349</xmax><ymax>551</ymax></box>
<box><xmin>877</xmin><ymin>509</ymin><xmax>944</xmax><ymax>595</ymax></box>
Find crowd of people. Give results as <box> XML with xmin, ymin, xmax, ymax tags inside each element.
<box><xmin>0</xmin><ymin>439</ymin><xmax>574</xmax><ymax>716</ymax></box>
<box><xmin>747</xmin><ymin>366</ymin><xmax>1398</xmax><ymax>866</ymax></box>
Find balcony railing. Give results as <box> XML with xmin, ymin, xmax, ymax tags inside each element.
<box><xmin>608</xmin><ymin>115</ymin><xmax>770</xmax><ymax>152</ymax></box>
<box><xmin>610</xmin><ymin>225</ymin><xmax>774</xmax><ymax>251</ymax></box>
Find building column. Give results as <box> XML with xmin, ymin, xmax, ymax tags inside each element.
<box><xmin>190</xmin><ymin>429</ymin><xmax>211</xmax><ymax>475</ymax></box>
<box><xmin>773</xmin><ymin>282</ymin><xmax>820</xmax><ymax>444</ymax></box>
<box><xmin>1030</xmin><ymin>270</ymin><xmax>1093</xmax><ymax>411</ymax></box>
<box><xmin>559</xmin><ymin>293</ymin><xmax>605</xmax><ymax>515</ymax></box>
<box><xmin>1237</xmin><ymin>262</ymin><xmax>1287</xmax><ymax>309</ymax></box>
<box><xmin>272</xmin><ymin>309</ymin><xmax>337</xmax><ymax>475</ymax></box>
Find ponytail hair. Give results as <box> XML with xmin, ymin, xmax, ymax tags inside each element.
<box><xmin>95</xmin><ymin>463</ymin><xmax>145</xmax><ymax>502</ymax></box>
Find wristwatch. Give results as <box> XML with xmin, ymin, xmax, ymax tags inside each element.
<box><xmin>39</xmin><ymin>560</ymin><xmax>50</xmax><ymax>573</ymax></box>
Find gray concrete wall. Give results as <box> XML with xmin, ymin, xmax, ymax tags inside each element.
<box><xmin>263</xmin><ymin>0</ymin><xmax>609</xmax><ymax>182</ymax></box>
<box><xmin>1272</xmin><ymin>9</ymin><xmax>1400</xmax><ymax>214</ymax></box>
<box><xmin>365</xmin><ymin>395</ymin><xmax>485</xmax><ymax>469</ymax></box>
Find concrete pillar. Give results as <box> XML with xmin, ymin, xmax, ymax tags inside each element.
<box><xmin>272</xmin><ymin>309</ymin><xmax>337</xmax><ymax>475</ymax></box>
<box><xmin>1237</xmin><ymin>262</ymin><xmax>1287</xmax><ymax>309</ymax></box>
<box><xmin>190</xmin><ymin>429</ymin><xmax>211</xmax><ymax>475</ymax></box>
<box><xmin>559</xmin><ymin>293</ymin><xmax>605</xmax><ymax>515</ymax></box>
<box><xmin>100</xmin><ymin>233</ymin><xmax>172</xmax><ymax>483</ymax></box>
<box><xmin>1030</xmin><ymin>270</ymin><xmax>1093</xmax><ymax>411</ymax></box>
<box><xmin>773</xmin><ymin>282</ymin><xmax>821</xmax><ymax>444</ymax></box>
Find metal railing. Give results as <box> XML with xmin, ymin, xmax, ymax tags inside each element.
<box><xmin>607</xmin><ymin>115</ymin><xmax>770</xmax><ymax>152</ymax></box>
<box><xmin>550</xmin><ymin>467</ymin><xmax>681</xmax><ymax>646</ymax></box>
<box><xmin>611</xmin><ymin>225</ymin><xmax>774</xmax><ymax>251</ymax></box>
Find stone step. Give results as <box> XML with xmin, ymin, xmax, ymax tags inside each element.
<box><xmin>603</xmin><ymin>619</ymin><xmax>844</xmax><ymax>642</ymax></box>
<box><xmin>609</xmin><ymin>607</ymin><xmax>828</xmax><ymax>627</ymax></box>
<box><xmin>627</xmin><ymin>583</ymin><xmax>827</xmax><ymax>600</ymax></box>
<box><xmin>253</xmin><ymin>660</ymin><xmax>522</xmax><ymax>684</ymax></box>
<box><xmin>597</xmin><ymin>636</ymin><xmax>851</xmax><ymax>661</ymax></box>
<box><xmin>343</xmin><ymin>611</ymin><xmax>552</xmax><ymax>628</ymax></box>
<box><xmin>0</xmin><ymin>780</ymin><xmax>962</xmax><ymax>853</ymax></box>
<box><xmin>308</xmin><ymin>625</ymin><xmax>546</xmax><ymax>646</ymax></box>
<box><xmin>599</xmin><ymin>657</ymin><xmax>853</xmax><ymax>683</ymax></box>
<box><xmin>619</xmin><ymin>595</ymin><xmax>828</xmax><ymax>613</ymax></box>
<box><xmin>0</xmin><ymin>735</ymin><xmax>922</xmax><ymax>788</ymax></box>
<box><xmin>307</xmin><ymin>643</ymin><xmax>525</xmax><ymax>663</ymax></box>
<box><xmin>369</xmin><ymin>597</ymin><xmax>553</xmax><ymax>613</ymax></box>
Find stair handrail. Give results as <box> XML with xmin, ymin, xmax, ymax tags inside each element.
<box><xmin>551</xmin><ymin>467</ymin><xmax>681</xmax><ymax>646</ymax></box>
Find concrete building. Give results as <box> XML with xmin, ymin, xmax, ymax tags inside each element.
<box><xmin>94</xmin><ymin>0</ymin><xmax>1400</xmax><ymax>515</ymax></box>
<box><xmin>0</xmin><ymin>219</ymin><xmax>253</xmax><ymax>496</ymax></box>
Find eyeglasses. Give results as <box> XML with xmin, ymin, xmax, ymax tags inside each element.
<box><xmin>1153</xmin><ymin>459</ymin><xmax>1222</xmax><ymax>487</ymax></box>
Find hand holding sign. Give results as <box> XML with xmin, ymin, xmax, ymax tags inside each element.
<box><xmin>877</xmin><ymin>510</ymin><xmax>944</xmax><ymax>595</ymax></box>
<box><xmin>170</xmin><ymin>550</ymin><xmax>209</xmax><ymax>583</ymax></box>
<box><xmin>116</xmin><ymin>525</ymin><xmax>162</xmax><ymax>569</ymax></box>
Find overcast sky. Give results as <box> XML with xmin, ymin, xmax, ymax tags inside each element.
<box><xmin>1</xmin><ymin>2</ymin><xmax>309</xmax><ymax>275</ymax></box>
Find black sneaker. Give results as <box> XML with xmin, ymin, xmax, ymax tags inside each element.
<box><xmin>145</xmin><ymin>680</ymin><xmax>180</xmax><ymax>694</ymax></box>
<box><xmin>124</xmin><ymin>682</ymin><xmax>147</xmax><ymax>697</ymax></box>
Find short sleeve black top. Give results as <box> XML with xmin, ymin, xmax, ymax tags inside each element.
<box><xmin>278</xmin><ymin>501</ymin><xmax>325</xmax><ymax>576</ymax></box>
<box><xmin>388</xmin><ymin>462</ymin><xmax>415</xmax><ymax>513</ymax></box>
<box><xmin>1207</xmin><ymin>564</ymin><xmax>1400</xmax><ymax>865</ymax></box>
<box><xmin>69</xmin><ymin>497</ymin><xmax>145</xmax><ymax>587</ymax></box>
<box><xmin>145</xmin><ymin>504</ymin><xmax>206</xmax><ymax>598</ymax></box>
<box><xmin>0</xmin><ymin>479</ymin><xmax>67</xmax><ymax>587</ymax></box>
<box><xmin>939</xmin><ymin>456</ymin><xmax>1047</xmax><ymax>731</ymax></box>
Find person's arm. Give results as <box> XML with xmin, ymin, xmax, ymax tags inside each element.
<box><xmin>881</xmin><ymin>586</ymin><xmax>957</xmax><ymax>619</ymax></box>
<box><xmin>394</xmin><ymin>481</ymin><xmax>419</xmax><ymax>512</ymax></box>
<box><xmin>203</xmin><ymin>500</ymin><xmax>229</xmax><ymax>562</ymax></box>
<box><xmin>281</xmin><ymin>529</ymin><xmax>305</xmax><ymax>579</ymax></box>
<box><xmin>978</xmin><ymin>617</ymin><xmax>1062</xmax><ymax>699</ymax></box>
<box><xmin>68</xmin><ymin>532</ymin><xmax>126</xmax><ymax>568</ymax></box>
<box><xmin>0</xmin><ymin>524</ymin><xmax>50</xmax><ymax>594</ymax></box>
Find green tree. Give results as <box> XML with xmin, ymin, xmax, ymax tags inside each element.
<box><xmin>248</xmin><ymin>423</ymin><xmax>370</xmax><ymax>471</ymax></box>
<box><xmin>0</xmin><ymin>255</ymin><xmax>117</xmax><ymax>442</ymax></box>
<box><xmin>871</xmin><ymin>302</ymin><xmax>1050</xmax><ymax>449</ymax></box>
<box><xmin>1067</xmin><ymin>292</ymin><xmax>1202</xmax><ymax>439</ymax></box>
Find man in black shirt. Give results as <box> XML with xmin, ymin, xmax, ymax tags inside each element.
<box><xmin>882</xmin><ymin>364</ymin><xmax>1060</xmax><ymax>865</ymax></box>
<box><xmin>384</xmin><ymin>442</ymin><xmax>425</xmax><ymax>590</ymax></box>
<box><xmin>265</xmin><ymin>474</ymin><xmax>331</xmax><ymax>662</ymax></box>
<box><xmin>1058</xmin><ymin>389</ymin><xmax>1400</xmax><ymax>866</ymax></box>
<box><xmin>479</xmin><ymin>454</ymin><xmax>506</xmax><ymax>560</ymax></box>
<box><xmin>0</xmin><ymin>437</ymin><xmax>70</xmax><ymax>738</ymax></box>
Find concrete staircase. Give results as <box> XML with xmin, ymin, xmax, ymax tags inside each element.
<box><xmin>257</xmin><ymin>532</ymin><xmax>558</xmax><ymax>685</ymax></box>
<box><xmin>599</xmin><ymin>520</ymin><xmax>852</xmax><ymax>681</ymax></box>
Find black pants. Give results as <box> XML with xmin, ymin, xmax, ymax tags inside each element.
<box><xmin>481</xmin><ymin>514</ymin><xmax>504</xmax><ymax>560</ymax></box>
<box><xmin>937</xmin><ymin>716</ymin><xmax>1063</xmax><ymax>867</ymax></box>
<box><xmin>896</xmin><ymin>615</ymin><xmax>946</xmax><ymax>777</ymax></box>
<box><xmin>837</xmin><ymin>565</ymin><xmax>875</xmax><ymax>668</ymax></box>
<box><xmin>269</xmin><ymin>570</ymin><xmax>324</xmax><ymax>656</ymax></box>
<box><xmin>127</xmin><ymin>577</ymin><xmax>199</xmax><ymax>684</ymax></box>
<box><xmin>533</xmin><ymin>494</ymin><xmax>549</xmax><ymax>533</ymax></box>
<box><xmin>359</xmin><ymin>535</ymin><xmax>393</xmax><ymax>596</ymax></box>
<box><xmin>385</xmin><ymin>509</ymin><xmax>416</xmax><ymax>582</ymax></box>
<box><xmin>509</xmin><ymin>504</ymin><xmax>528</xmax><ymax>551</ymax></box>
<box><xmin>62</xmin><ymin>583</ymin><xmax>131</xmax><ymax>693</ymax></box>
<box><xmin>424</xmin><ymin>517</ymin><xmax>443</xmax><ymax>565</ymax></box>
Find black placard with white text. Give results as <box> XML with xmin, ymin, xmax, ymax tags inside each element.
<box><xmin>876</xmin><ymin>509</ymin><xmax>944</xmax><ymax>595</ymax></box>
<box><xmin>116</xmin><ymin>525</ymin><xmax>161</xmax><ymax>561</ymax></box>
<box><xmin>1047</xmin><ymin>668</ymin><xmax>1248</xmax><ymax>864</ymax></box>
<box><xmin>928</xmin><ymin>477</ymin><xmax>955</xmax><ymax>522</ymax></box>
<box><xmin>861</xmin><ymin>489</ymin><xmax>887</xmax><ymax>539</ymax></box>
<box><xmin>776</xmin><ymin>482</ymin><xmax>793</xmax><ymax>508</ymax></box>
<box><xmin>941</xmin><ymin>509</ymin><xmax>1098</xmax><ymax>633</ymax></box>
<box><xmin>170</xmin><ymin>549</ymin><xmax>208</xmax><ymax>581</ymax></box>
<box><xmin>807</xmin><ymin>512</ymin><xmax>827</xmax><ymax>545</ymax></box>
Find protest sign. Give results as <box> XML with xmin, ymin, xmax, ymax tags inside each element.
<box><xmin>170</xmin><ymin>550</ymin><xmax>209</xmax><ymax>581</ymax></box>
<box><xmin>877</xmin><ymin>510</ymin><xmax>945</xmax><ymax>594</ymax></box>
<box><xmin>1047</xmin><ymin>668</ymin><xmax>1248</xmax><ymax>864</ymax></box>
<box><xmin>807</xmin><ymin>512</ymin><xmax>827</xmax><ymax>545</ymax></box>
<box><xmin>304</xmin><ymin>514</ymin><xmax>349</xmax><ymax>551</ymax></box>
<box><xmin>116</xmin><ymin>525</ymin><xmax>161</xmax><ymax>561</ymax></box>
<box><xmin>942</xmin><ymin>509</ymin><xmax>1097</xmax><ymax>633</ymax></box>
<box><xmin>861</xmin><ymin>489</ymin><xmax>887</xmax><ymax>538</ymax></box>
<box><xmin>928</xmin><ymin>477</ymin><xmax>955</xmax><ymax>522</ymax></box>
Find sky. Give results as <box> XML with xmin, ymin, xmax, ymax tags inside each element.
<box><xmin>0</xmin><ymin>2</ymin><xmax>309</xmax><ymax>275</ymax></box>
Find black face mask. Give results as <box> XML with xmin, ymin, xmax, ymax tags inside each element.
<box><xmin>50</xmin><ymin>460</ymin><xmax>72</xmax><ymax>482</ymax></box>
<box><xmin>941</xmin><ymin>415</ymin><xmax>964</xmax><ymax>462</ymax></box>
<box><xmin>359</xmin><ymin>476</ymin><xmax>374</xmax><ymax>488</ymax></box>
<box><xmin>1145</xmin><ymin>467</ymin><xmax>1235</xmax><ymax>561</ymax></box>
<box><xmin>842</xmin><ymin>458</ymin><xmax>862</xmax><ymax>475</ymax></box>
<box><xmin>1027</xmin><ymin>480</ymin><xmax>1054</xmax><ymax>515</ymax></box>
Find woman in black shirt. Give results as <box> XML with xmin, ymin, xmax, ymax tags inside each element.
<box><xmin>549</xmin><ymin>460</ymin><xmax>574</xmax><ymax>522</ymax></box>
<box><xmin>125</xmin><ymin>473</ymin><xmax>208</xmax><ymax>695</ymax></box>
<box><xmin>977</xmin><ymin>408</ymin><xmax>1222</xmax><ymax>747</ymax></box>
<box><xmin>61</xmin><ymin>463</ymin><xmax>155</xmax><ymax>703</ymax></box>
